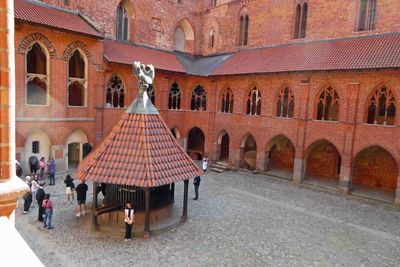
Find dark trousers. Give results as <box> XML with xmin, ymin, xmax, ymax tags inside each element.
<box><xmin>194</xmin><ymin>185</ymin><xmax>199</xmax><ymax>199</ymax></box>
<box><xmin>29</xmin><ymin>165</ymin><xmax>37</xmax><ymax>173</ymax></box>
<box><xmin>23</xmin><ymin>194</ymin><xmax>32</xmax><ymax>211</ymax></box>
<box><xmin>38</xmin><ymin>201</ymin><xmax>44</xmax><ymax>221</ymax></box>
<box><xmin>125</xmin><ymin>222</ymin><xmax>133</xmax><ymax>239</ymax></box>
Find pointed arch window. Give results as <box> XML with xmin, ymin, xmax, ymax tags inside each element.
<box><xmin>210</xmin><ymin>31</ymin><xmax>215</xmax><ymax>48</ymax></box>
<box><xmin>246</xmin><ymin>87</ymin><xmax>261</xmax><ymax>115</ymax></box>
<box><xmin>238</xmin><ymin>14</ymin><xmax>249</xmax><ymax>46</ymax></box>
<box><xmin>191</xmin><ymin>85</ymin><xmax>206</xmax><ymax>111</ymax></box>
<box><xmin>293</xmin><ymin>2</ymin><xmax>308</xmax><ymax>39</ymax></box>
<box><xmin>168</xmin><ymin>82</ymin><xmax>181</xmax><ymax>110</ymax></box>
<box><xmin>357</xmin><ymin>0</ymin><xmax>376</xmax><ymax>31</ymax></box>
<box><xmin>106</xmin><ymin>75</ymin><xmax>125</xmax><ymax>108</ymax></box>
<box><xmin>147</xmin><ymin>84</ymin><xmax>156</xmax><ymax>105</ymax></box>
<box><xmin>367</xmin><ymin>86</ymin><xmax>396</xmax><ymax>125</ymax></box>
<box><xmin>116</xmin><ymin>3</ymin><xmax>129</xmax><ymax>41</ymax></box>
<box><xmin>276</xmin><ymin>87</ymin><xmax>294</xmax><ymax>118</ymax></box>
<box><xmin>26</xmin><ymin>43</ymin><xmax>48</xmax><ymax>105</ymax></box>
<box><xmin>221</xmin><ymin>87</ymin><xmax>233</xmax><ymax>113</ymax></box>
<box><xmin>68</xmin><ymin>50</ymin><xmax>86</xmax><ymax>107</ymax></box>
<box><xmin>316</xmin><ymin>87</ymin><xmax>339</xmax><ymax>121</ymax></box>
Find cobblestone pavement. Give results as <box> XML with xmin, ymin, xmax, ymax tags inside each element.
<box><xmin>16</xmin><ymin>171</ymin><xmax>400</xmax><ymax>267</ymax></box>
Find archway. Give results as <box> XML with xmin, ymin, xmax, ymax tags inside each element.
<box><xmin>187</xmin><ymin>127</ymin><xmax>205</xmax><ymax>160</ymax></box>
<box><xmin>240</xmin><ymin>134</ymin><xmax>257</xmax><ymax>170</ymax></box>
<box><xmin>216</xmin><ymin>131</ymin><xmax>230</xmax><ymax>162</ymax></box>
<box><xmin>23</xmin><ymin>129</ymin><xmax>51</xmax><ymax>174</ymax></box>
<box><xmin>66</xmin><ymin>129</ymin><xmax>88</xmax><ymax>170</ymax></box>
<box><xmin>305</xmin><ymin>140</ymin><xmax>341</xmax><ymax>187</ymax></box>
<box><xmin>266</xmin><ymin>135</ymin><xmax>295</xmax><ymax>180</ymax></box>
<box><xmin>173</xmin><ymin>19</ymin><xmax>195</xmax><ymax>54</ymax></box>
<box><xmin>352</xmin><ymin>146</ymin><xmax>398</xmax><ymax>201</ymax></box>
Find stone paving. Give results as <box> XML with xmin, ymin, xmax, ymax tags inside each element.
<box><xmin>15</xmin><ymin>171</ymin><xmax>400</xmax><ymax>267</ymax></box>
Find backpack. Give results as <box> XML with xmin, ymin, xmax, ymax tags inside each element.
<box><xmin>42</xmin><ymin>199</ymin><xmax>48</xmax><ymax>208</ymax></box>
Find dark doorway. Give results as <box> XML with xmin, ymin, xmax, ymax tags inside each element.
<box><xmin>82</xmin><ymin>143</ymin><xmax>92</xmax><ymax>158</ymax></box>
<box><xmin>220</xmin><ymin>133</ymin><xmax>229</xmax><ymax>161</ymax></box>
<box><xmin>187</xmin><ymin>127</ymin><xmax>205</xmax><ymax>160</ymax></box>
<box><xmin>68</xmin><ymin>142</ymin><xmax>80</xmax><ymax>169</ymax></box>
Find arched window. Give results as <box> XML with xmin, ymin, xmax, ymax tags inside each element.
<box><xmin>191</xmin><ymin>85</ymin><xmax>206</xmax><ymax>111</ymax></box>
<box><xmin>147</xmin><ymin>84</ymin><xmax>156</xmax><ymax>105</ymax></box>
<box><xmin>116</xmin><ymin>3</ymin><xmax>129</xmax><ymax>41</ymax></box>
<box><xmin>316</xmin><ymin>87</ymin><xmax>339</xmax><ymax>121</ymax></box>
<box><xmin>211</xmin><ymin>0</ymin><xmax>217</xmax><ymax>7</ymax></box>
<box><xmin>26</xmin><ymin>43</ymin><xmax>48</xmax><ymax>105</ymax></box>
<box><xmin>276</xmin><ymin>87</ymin><xmax>294</xmax><ymax>118</ymax></box>
<box><xmin>68</xmin><ymin>50</ymin><xmax>86</xmax><ymax>107</ymax></box>
<box><xmin>238</xmin><ymin>13</ymin><xmax>249</xmax><ymax>46</ymax></box>
<box><xmin>367</xmin><ymin>86</ymin><xmax>396</xmax><ymax>125</ymax></box>
<box><xmin>293</xmin><ymin>2</ymin><xmax>308</xmax><ymax>39</ymax></box>
<box><xmin>168</xmin><ymin>82</ymin><xmax>181</xmax><ymax>110</ymax></box>
<box><xmin>357</xmin><ymin>0</ymin><xmax>376</xmax><ymax>31</ymax></box>
<box><xmin>106</xmin><ymin>75</ymin><xmax>125</xmax><ymax>108</ymax></box>
<box><xmin>246</xmin><ymin>87</ymin><xmax>261</xmax><ymax>115</ymax></box>
<box><xmin>221</xmin><ymin>87</ymin><xmax>233</xmax><ymax>113</ymax></box>
<box><xmin>209</xmin><ymin>31</ymin><xmax>215</xmax><ymax>48</ymax></box>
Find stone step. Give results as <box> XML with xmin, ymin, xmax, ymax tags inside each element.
<box><xmin>211</xmin><ymin>167</ymin><xmax>225</xmax><ymax>173</ymax></box>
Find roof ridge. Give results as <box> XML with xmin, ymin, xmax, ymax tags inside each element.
<box><xmin>23</xmin><ymin>0</ymin><xmax>79</xmax><ymax>15</ymax></box>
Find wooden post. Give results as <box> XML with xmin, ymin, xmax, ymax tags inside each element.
<box><xmin>144</xmin><ymin>187</ymin><xmax>151</xmax><ymax>238</ymax></box>
<box><xmin>92</xmin><ymin>182</ymin><xmax>98</xmax><ymax>230</ymax></box>
<box><xmin>182</xmin><ymin>180</ymin><xmax>189</xmax><ymax>221</ymax></box>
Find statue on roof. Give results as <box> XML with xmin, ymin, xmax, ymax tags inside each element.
<box><xmin>133</xmin><ymin>61</ymin><xmax>155</xmax><ymax>91</ymax></box>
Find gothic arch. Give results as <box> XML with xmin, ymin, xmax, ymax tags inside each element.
<box><xmin>62</xmin><ymin>41</ymin><xmax>94</xmax><ymax>64</ymax></box>
<box><xmin>18</xmin><ymin>33</ymin><xmax>56</xmax><ymax>58</ymax></box>
<box><xmin>364</xmin><ymin>82</ymin><xmax>397</xmax><ymax>125</ymax></box>
<box><xmin>174</xmin><ymin>18</ymin><xmax>195</xmax><ymax>53</ymax></box>
<box><xmin>265</xmin><ymin>134</ymin><xmax>295</xmax><ymax>175</ymax></box>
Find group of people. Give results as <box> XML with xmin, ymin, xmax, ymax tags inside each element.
<box><xmin>23</xmin><ymin>175</ymin><xmax>54</xmax><ymax>229</ymax></box>
<box><xmin>27</xmin><ymin>155</ymin><xmax>56</xmax><ymax>185</ymax></box>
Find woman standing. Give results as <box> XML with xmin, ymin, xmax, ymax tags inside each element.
<box><xmin>47</xmin><ymin>157</ymin><xmax>56</xmax><ymax>185</ymax></box>
<box><xmin>31</xmin><ymin>175</ymin><xmax>40</xmax><ymax>207</ymax></box>
<box><xmin>42</xmin><ymin>193</ymin><xmax>54</xmax><ymax>229</ymax></box>
<box><xmin>124</xmin><ymin>202</ymin><xmax>135</xmax><ymax>241</ymax></box>
<box><xmin>39</xmin><ymin>157</ymin><xmax>46</xmax><ymax>180</ymax></box>
<box><xmin>64</xmin><ymin>175</ymin><xmax>75</xmax><ymax>203</ymax></box>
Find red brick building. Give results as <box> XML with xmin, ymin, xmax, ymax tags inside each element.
<box><xmin>14</xmin><ymin>0</ymin><xmax>400</xmax><ymax>204</ymax></box>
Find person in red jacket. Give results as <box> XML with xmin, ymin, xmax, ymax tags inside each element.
<box><xmin>42</xmin><ymin>193</ymin><xmax>54</xmax><ymax>229</ymax></box>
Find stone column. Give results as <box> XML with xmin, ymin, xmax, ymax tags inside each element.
<box><xmin>181</xmin><ymin>180</ymin><xmax>189</xmax><ymax>221</ymax></box>
<box><xmin>256</xmin><ymin>150</ymin><xmax>266</xmax><ymax>172</ymax></box>
<box><xmin>0</xmin><ymin>0</ymin><xmax>28</xmax><ymax>221</ymax></box>
<box><xmin>143</xmin><ymin>187</ymin><xmax>151</xmax><ymax>238</ymax></box>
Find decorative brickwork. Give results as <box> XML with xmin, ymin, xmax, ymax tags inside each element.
<box><xmin>18</xmin><ymin>33</ymin><xmax>56</xmax><ymax>58</ymax></box>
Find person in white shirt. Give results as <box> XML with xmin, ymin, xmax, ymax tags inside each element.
<box><xmin>202</xmin><ymin>158</ymin><xmax>208</xmax><ymax>173</ymax></box>
<box><xmin>31</xmin><ymin>175</ymin><xmax>40</xmax><ymax>207</ymax></box>
<box><xmin>124</xmin><ymin>202</ymin><xmax>135</xmax><ymax>241</ymax></box>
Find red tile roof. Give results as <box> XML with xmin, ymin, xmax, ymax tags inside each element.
<box><xmin>14</xmin><ymin>0</ymin><xmax>102</xmax><ymax>38</ymax></box>
<box><xmin>76</xmin><ymin>103</ymin><xmax>203</xmax><ymax>187</ymax></box>
<box><xmin>104</xmin><ymin>40</ymin><xmax>185</xmax><ymax>73</ymax></box>
<box><xmin>213</xmin><ymin>33</ymin><xmax>400</xmax><ymax>75</ymax></box>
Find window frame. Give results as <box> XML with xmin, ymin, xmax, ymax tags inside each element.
<box><xmin>116</xmin><ymin>3</ymin><xmax>130</xmax><ymax>41</ymax></box>
<box><xmin>67</xmin><ymin>48</ymin><xmax>88</xmax><ymax>108</ymax></box>
<box><xmin>168</xmin><ymin>82</ymin><xmax>181</xmax><ymax>110</ymax></box>
<box><xmin>25</xmin><ymin>41</ymin><xmax>50</xmax><ymax>107</ymax></box>
<box><xmin>106</xmin><ymin>74</ymin><xmax>126</xmax><ymax>108</ymax></box>
<box><xmin>356</xmin><ymin>0</ymin><xmax>377</xmax><ymax>32</ymax></box>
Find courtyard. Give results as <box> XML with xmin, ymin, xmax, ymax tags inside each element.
<box><xmin>16</xmin><ymin>171</ymin><xmax>400</xmax><ymax>266</ymax></box>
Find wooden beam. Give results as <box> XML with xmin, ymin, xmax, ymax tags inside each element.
<box><xmin>144</xmin><ymin>187</ymin><xmax>151</xmax><ymax>238</ymax></box>
<box><xmin>182</xmin><ymin>180</ymin><xmax>189</xmax><ymax>221</ymax></box>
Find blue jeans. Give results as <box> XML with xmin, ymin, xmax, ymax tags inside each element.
<box><xmin>49</xmin><ymin>173</ymin><xmax>55</xmax><ymax>184</ymax></box>
<box><xmin>44</xmin><ymin>209</ymin><xmax>53</xmax><ymax>228</ymax></box>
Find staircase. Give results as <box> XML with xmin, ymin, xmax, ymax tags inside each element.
<box><xmin>211</xmin><ymin>161</ymin><xmax>230</xmax><ymax>173</ymax></box>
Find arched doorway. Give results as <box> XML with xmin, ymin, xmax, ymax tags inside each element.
<box><xmin>266</xmin><ymin>135</ymin><xmax>295</xmax><ymax>180</ymax></box>
<box><xmin>240</xmin><ymin>134</ymin><xmax>257</xmax><ymax>170</ymax></box>
<box><xmin>23</xmin><ymin>129</ymin><xmax>51</xmax><ymax>174</ymax></box>
<box><xmin>216</xmin><ymin>130</ymin><xmax>229</xmax><ymax>162</ymax></box>
<box><xmin>66</xmin><ymin>129</ymin><xmax>88</xmax><ymax>170</ymax></box>
<box><xmin>305</xmin><ymin>140</ymin><xmax>341</xmax><ymax>187</ymax></box>
<box><xmin>187</xmin><ymin>127</ymin><xmax>205</xmax><ymax>160</ymax></box>
<box><xmin>352</xmin><ymin>146</ymin><xmax>398</xmax><ymax>201</ymax></box>
<box><xmin>173</xmin><ymin>19</ymin><xmax>195</xmax><ymax>53</ymax></box>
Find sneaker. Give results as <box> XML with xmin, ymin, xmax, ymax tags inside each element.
<box><xmin>124</xmin><ymin>239</ymin><xmax>128</xmax><ymax>242</ymax></box>
<box><xmin>82</xmin><ymin>211</ymin><xmax>86</xmax><ymax>216</ymax></box>
<box><xmin>43</xmin><ymin>225</ymin><xmax>47</xmax><ymax>228</ymax></box>
<box><xmin>22</xmin><ymin>211</ymin><xmax>29</xmax><ymax>214</ymax></box>
<box><xmin>76</xmin><ymin>213</ymin><xmax>81</xmax><ymax>217</ymax></box>
<box><xmin>48</xmin><ymin>226</ymin><xmax>54</xmax><ymax>229</ymax></box>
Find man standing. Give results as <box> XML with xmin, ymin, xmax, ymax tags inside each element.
<box><xmin>193</xmin><ymin>176</ymin><xmax>201</xmax><ymax>200</ymax></box>
<box><xmin>28</xmin><ymin>155</ymin><xmax>39</xmax><ymax>174</ymax></box>
<box><xmin>36</xmin><ymin>183</ymin><xmax>46</xmax><ymax>222</ymax></box>
<box><xmin>47</xmin><ymin>157</ymin><xmax>56</xmax><ymax>185</ymax></box>
<box><xmin>75</xmin><ymin>180</ymin><xmax>88</xmax><ymax>217</ymax></box>
<box><xmin>202</xmin><ymin>158</ymin><xmax>208</xmax><ymax>173</ymax></box>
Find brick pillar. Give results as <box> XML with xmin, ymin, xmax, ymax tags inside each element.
<box><xmin>292</xmin><ymin>82</ymin><xmax>309</xmax><ymax>183</ymax></box>
<box><xmin>256</xmin><ymin>150</ymin><xmax>265</xmax><ymax>172</ymax></box>
<box><xmin>339</xmin><ymin>82</ymin><xmax>360</xmax><ymax>194</ymax></box>
<box><xmin>0</xmin><ymin>0</ymin><xmax>29</xmax><ymax>221</ymax></box>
